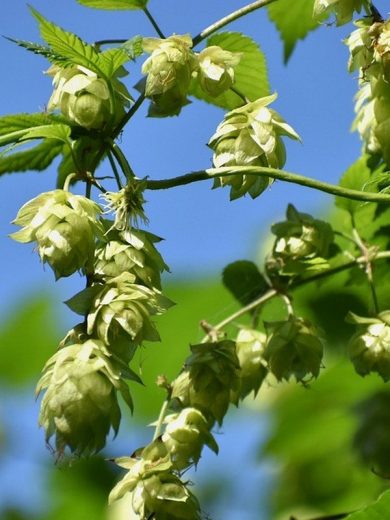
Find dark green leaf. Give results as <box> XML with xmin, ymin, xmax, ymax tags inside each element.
<box><xmin>64</xmin><ymin>286</ymin><xmax>102</xmax><ymax>315</ymax></box>
<box><xmin>267</xmin><ymin>0</ymin><xmax>319</xmax><ymax>62</ymax></box>
<box><xmin>346</xmin><ymin>490</ymin><xmax>390</xmax><ymax>519</ymax></box>
<box><xmin>190</xmin><ymin>32</ymin><xmax>269</xmax><ymax>111</ymax></box>
<box><xmin>77</xmin><ymin>0</ymin><xmax>148</xmax><ymax>10</ymax></box>
<box><xmin>335</xmin><ymin>155</ymin><xmax>375</xmax><ymax>215</ymax></box>
<box><xmin>222</xmin><ymin>260</ymin><xmax>268</xmax><ymax>307</ymax></box>
<box><xmin>0</xmin><ymin>139</ymin><xmax>63</xmax><ymax>176</ymax></box>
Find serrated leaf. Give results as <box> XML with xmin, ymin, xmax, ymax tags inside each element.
<box><xmin>121</xmin><ymin>35</ymin><xmax>144</xmax><ymax>60</ymax></box>
<box><xmin>222</xmin><ymin>260</ymin><xmax>269</xmax><ymax>307</ymax></box>
<box><xmin>268</xmin><ymin>0</ymin><xmax>319</xmax><ymax>62</ymax></box>
<box><xmin>190</xmin><ymin>32</ymin><xmax>269</xmax><ymax>111</ymax></box>
<box><xmin>5</xmin><ymin>37</ymin><xmax>67</xmax><ymax>66</ymax></box>
<box><xmin>346</xmin><ymin>490</ymin><xmax>390</xmax><ymax>519</ymax></box>
<box><xmin>0</xmin><ymin>113</ymin><xmax>65</xmax><ymax>137</ymax></box>
<box><xmin>77</xmin><ymin>0</ymin><xmax>148</xmax><ymax>9</ymax></box>
<box><xmin>335</xmin><ymin>155</ymin><xmax>374</xmax><ymax>215</ymax></box>
<box><xmin>0</xmin><ymin>139</ymin><xmax>63</xmax><ymax>176</ymax></box>
<box><xmin>22</xmin><ymin>123</ymin><xmax>71</xmax><ymax>143</ymax></box>
<box><xmin>98</xmin><ymin>47</ymin><xmax>129</xmax><ymax>77</ymax></box>
<box><xmin>65</xmin><ymin>286</ymin><xmax>102</xmax><ymax>315</ymax></box>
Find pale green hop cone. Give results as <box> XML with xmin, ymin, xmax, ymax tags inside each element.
<box><xmin>196</xmin><ymin>45</ymin><xmax>242</xmax><ymax>97</ymax></box>
<box><xmin>314</xmin><ymin>0</ymin><xmax>365</xmax><ymax>26</ymax></box>
<box><xmin>208</xmin><ymin>93</ymin><xmax>300</xmax><ymax>200</ymax></box>
<box><xmin>11</xmin><ymin>190</ymin><xmax>103</xmax><ymax>279</ymax></box>
<box><xmin>37</xmin><ymin>338</ymin><xmax>134</xmax><ymax>455</ymax></box>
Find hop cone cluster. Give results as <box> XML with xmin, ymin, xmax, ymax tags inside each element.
<box><xmin>264</xmin><ymin>316</ymin><xmax>324</xmax><ymax>382</ymax></box>
<box><xmin>348</xmin><ymin>311</ymin><xmax>390</xmax><ymax>381</ymax></box>
<box><xmin>208</xmin><ymin>93</ymin><xmax>300</xmax><ymax>199</ymax></box>
<box><xmin>37</xmin><ymin>339</ymin><xmax>134</xmax><ymax>455</ymax></box>
<box><xmin>346</xmin><ymin>17</ymin><xmax>390</xmax><ymax>164</ymax></box>
<box><xmin>266</xmin><ymin>204</ymin><xmax>334</xmax><ymax>277</ymax></box>
<box><xmin>313</xmin><ymin>0</ymin><xmax>365</xmax><ymax>26</ymax></box>
<box><xmin>47</xmin><ymin>64</ymin><xmax>131</xmax><ymax>129</ymax></box>
<box><xmin>11</xmin><ymin>189</ymin><xmax>103</xmax><ymax>279</ymax></box>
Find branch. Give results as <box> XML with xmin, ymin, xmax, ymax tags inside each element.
<box><xmin>145</xmin><ymin>166</ymin><xmax>390</xmax><ymax>204</ymax></box>
<box><xmin>143</xmin><ymin>7</ymin><xmax>166</xmax><ymax>39</ymax></box>
<box><xmin>192</xmin><ymin>0</ymin><xmax>278</xmax><ymax>46</ymax></box>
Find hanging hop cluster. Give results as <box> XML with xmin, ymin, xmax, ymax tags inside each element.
<box><xmin>266</xmin><ymin>204</ymin><xmax>335</xmax><ymax>278</ymax></box>
<box><xmin>347</xmin><ymin>310</ymin><xmax>390</xmax><ymax>381</ymax></box>
<box><xmin>346</xmin><ymin>16</ymin><xmax>390</xmax><ymax>165</ymax></box>
<box><xmin>47</xmin><ymin>64</ymin><xmax>131</xmax><ymax>130</ymax></box>
<box><xmin>11</xmin><ymin>179</ymin><xmax>173</xmax><ymax>455</ymax></box>
<box><xmin>208</xmin><ymin>93</ymin><xmax>300</xmax><ymax>200</ymax></box>
<box><xmin>313</xmin><ymin>0</ymin><xmax>365</xmax><ymax>26</ymax></box>
<box><xmin>141</xmin><ymin>35</ymin><xmax>242</xmax><ymax>116</ymax></box>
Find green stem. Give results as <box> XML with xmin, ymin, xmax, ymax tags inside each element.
<box><xmin>94</xmin><ymin>38</ymin><xmax>128</xmax><ymax>47</ymax></box>
<box><xmin>145</xmin><ymin>166</ymin><xmax>390</xmax><ymax>204</ymax></box>
<box><xmin>113</xmin><ymin>93</ymin><xmax>146</xmax><ymax>137</ymax></box>
<box><xmin>153</xmin><ymin>397</ymin><xmax>170</xmax><ymax>441</ymax></box>
<box><xmin>143</xmin><ymin>7</ymin><xmax>166</xmax><ymax>39</ymax></box>
<box><xmin>109</xmin><ymin>142</ymin><xmax>135</xmax><ymax>181</ymax></box>
<box><xmin>63</xmin><ymin>173</ymin><xmax>77</xmax><ymax>192</ymax></box>
<box><xmin>107</xmin><ymin>150</ymin><xmax>124</xmax><ymax>190</ymax></box>
<box><xmin>192</xmin><ymin>0</ymin><xmax>278</xmax><ymax>46</ymax></box>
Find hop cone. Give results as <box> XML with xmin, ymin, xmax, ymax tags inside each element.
<box><xmin>314</xmin><ymin>0</ymin><xmax>365</xmax><ymax>26</ymax></box>
<box><xmin>11</xmin><ymin>190</ymin><xmax>103</xmax><ymax>279</ymax></box>
<box><xmin>47</xmin><ymin>64</ymin><xmax>131</xmax><ymax>129</ymax></box>
<box><xmin>264</xmin><ymin>316</ymin><xmax>324</xmax><ymax>382</ymax></box>
<box><xmin>37</xmin><ymin>338</ymin><xmax>134</xmax><ymax>455</ymax></box>
<box><xmin>348</xmin><ymin>311</ymin><xmax>390</xmax><ymax>381</ymax></box>
<box><xmin>171</xmin><ymin>340</ymin><xmax>240</xmax><ymax>425</ymax></box>
<box><xmin>197</xmin><ymin>45</ymin><xmax>241</xmax><ymax>97</ymax></box>
<box><xmin>208</xmin><ymin>93</ymin><xmax>300</xmax><ymax>200</ymax></box>
<box><xmin>142</xmin><ymin>34</ymin><xmax>198</xmax><ymax>116</ymax></box>
<box><xmin>109</xmin><ymin>453</ymin><xmax>201</xmax><ymax>519</ymax></box>
<box><xmin>162</xmin><ymin>408</ymin><xmax>218</xmax><ymax>470</ymax></box>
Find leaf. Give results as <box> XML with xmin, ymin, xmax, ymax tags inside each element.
<box><xmin>0</xmin><ymin>139</ymin><xmax>64</xmax><ymax>176</ymax></box>
<box><xmin>77</xmin><ymin>0</ymin><xmax>148</xmax><ymax>9</ymax></box>
<box><xmin>121</xmin><ymin>35</ymin><xmax>144</xmax><ymax>60</ymax></box>
<box><xmin>346</xmin><ymin>490</ymin><xmax>390</xmax><ymax>519</ymax></box>
<box><xmin>21</xmin><ymin>123</ymin><xmax>71</xmax><ymax>143</ymax></box>
<box><xmin>222</xmin><ymin>260</ymin><xmax>269</xmax><ymax>307</ymax></box>
<box><xmin>65</xmin><ymin>286</ymin><xmax>102</xmax><ymax>315</ymax></box>
<box><xmin>30</xmin><ymin>7</ymin><xmax>128</xmax><ymax>78</ymax></box>
<box><xmin>267</xmin><ymin>0</ymin><xmax>319</xmax><ymax>62</ymax></box>
<box><xmin>190</xmin><ymin>32</ymin><xmax>269</xmax><ymax>111</ymax></box>
<box><xmin>5</xmin><ymin>37</ymin><xmax>68</xmax><ymax>66</ymax></box>
<box><xmin>335</xmin><ymin>155</ymin><xmax>374</xmax><ymax>215</ymax></box>
<box><xmin>0</xmin><ymin>113</ymin><xmax>65</xmax><ymax>137</ymax></box>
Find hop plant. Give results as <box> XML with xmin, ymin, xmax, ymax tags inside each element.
<box><xmin>109</xmin><ymin>451</ymin><xmax>201</xmax><ymax>519</ymax></box>
<box><xmin>142</xmin><ymin>34</ymin><xmax>198</xmax><ymax>116</ymax></box>
<box><xmin>264</xmin><ymin>316</ymin><xmax>324</xmax><ymax>382</ymax></box>
<box><xmin>196</xmin><ymin>45</ymin><xmax>242</xmax><ymax>97</ymax></box>
<box><xmin>11</xmin><ymin>189</ymin><xmax>103</xmax><ymax>279</ymax></box>
<box><xmin>233</xmin><ymin>328</ymin><xmax>268</xmax><ymax>401</ymax></box>
<box><xmin>267</xmin><ymin>204</ymin><xmax>334</xmax><ymax>276</ymax></box>
<box><xmin>208</xmin><ymin>93</ymin><xmax>300</xmax><ymax>200</ymax></box>
<box><xmin>37</xmin><ymin>338</ymin><xmax>134</xmax><ymax>455</ymax></box>
<box><xmin>171</xmin><ymin>340</ymin><xmax>240</xmax><ymax>425</ymax></box>
<box><xmin>47</xmin><ymin>64</ymin><xmax>131</xmax><ymax>129</ymax></box>
<box><xmin>347</xmin><ymin>311</ymin><xmax>390</xmax><ymax>381</ymax></box>
<box><xmin>95</xmin><ymin>224</ymin><xmax>169</xmax><ymax>289</ymax></box>
<box><xmin>101</xmin><ymin>180</ymin><xmax>148</xmax><ymax>231</ymax></box>
<box><xmin>73</xmin><ymin>272</ymin><xmax>174</xmax><ymax>345</ymax></box>
<box><xmin>313</xmin><ymin>0</ymin><xmax>365</xmax><ymax>26</ymax></box>
<box><xmin>162</xmin><ymin>407</ymin><xmax>219</xmax><ymax>470</ymax></box>
<box><xmin>352</xmin><ymin>82</ymin><xmax>381</xmax><ymax>154</ymax></box>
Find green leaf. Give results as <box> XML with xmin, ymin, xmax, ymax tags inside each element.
<box><xmin>346</xmin><ymin>490</ymin><xmax>390</xmax><ymax>519</ymax></box>
<box><xmin>121</xmin><ymin>35</ymin><xmax>144</xmax><ymax>60</ymax></box>
<box><xmin>30</xmin><ymin>7</ymin><xmax>128</xmax><ymax>78</ymax></box>
<box><xmin>0</xmin><ymin>113</ymin><xmax>65</xmax><ymax>137</ymax></box>
<box><xmin>0</xmin><ymin>139</ymin><xmax>64</xmax><ymax>176</ymax></box>
<box><xmin>65</xmin><ymin>286</ymin><xmax>102</xmax><ymax>315</ymax></box>
<box><xmin>190</xmin><ymin>32</ymin><xmax>269</xmax><ymax>111</ymax></box>
<box><xmin>21</xmin><ymin>123</ymin><xmax>71</xmax><ymax>143</ymax></box>
<box><xmin>77</xmin><ymin>0</ymin><xmax>148</xmax><ymax>9</ymax></box>
<box><xmin>268</xmin><ymin>0</ymin><xmax>319</xmax><ymax>62</ymax></box>
<box><xmin>335</xmin><ymin>155</ymin><xmax>375</xmax><ymax>215</ymax></box>
<box><xmin>5</xmin><ymin>37</ymin><xmax>68</xmax><ymax>66</ymax></box>
<box><xmin>222</xmin><ymin>260</ymin><xmax>269</xmax><ymax>307</ymax></box>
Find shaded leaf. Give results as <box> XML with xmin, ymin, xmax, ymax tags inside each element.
<box><xmin>267</xmin><ymin>0</ymin><xmax>319</xmax><ymax>62</ymax></box>
<box><xmin>346</xmin><ymin>490</ymin><xmax>390</xmax><ymax>519</ymax></box>
<box><xmin>335</xmin><ymin>155</ymin><xmax>375</xmax><ymax>215</ymax></box>
<box><xmin>65</xmin><ymin>286</ymin><xmax>103</xmax><ymax>316</ymax></box>
<box><xmin>190</xmin><ymin>32</ymin><xmax>269</xmax><ymax>110</ymax></box>
<box><xmin>0</xmin><ymin>139</ymin><xmax>64</xmax><ymax>176</ymax></box>
<box><xmin>77</xmin><ymin>0</ymin><xmax>148</xmax><ymax>10</ymax></box>
<box><xmin>222</xmin><ymin>260</ymin><xmax>268</xmax><ymax>307</ymax></box>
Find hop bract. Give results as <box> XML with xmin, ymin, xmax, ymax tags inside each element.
<box><xmin>208</xmin><ymin>93</ymin><xmax>300</xmax><ymax>200</ymax></box>
<box><xmin>85</xmin><ymin>272</ymin><xmax>174</xmax><ymax>345</ymax></box>
<box><xmin>37</xmin><ymin>338</ymin><xmax>133</xmax><ymax>455</ymax></box>
<box><xmin>47</xmin><ymin>65</ymin><xmax>131</xmax><ymax>130</ymax></box>
<box><xmin>109</xmin><ymin>454</ymin><xmax>201</xmax><ymax>519</ymax></box>
<box><xmin>142</xmin><ymin>34</ymin><xmax>198</xmax><ymax>116</ymax></box>
<box><xmin>197</xmin><ymin>45</ymin><xmax>241</xmax><ymax>97</ymax></box>
<box><xmin>313</xmin><ymin>0</ymin><xmax>365</xmax><ymax>26</ymax></box>
<box><xmin>348</xmin><ymin>311</ymin><xmax>390</xmax><ymax>381</ymax></box>
<box><xmin>264</xmin><ymin>317</ymin><xmax>324</xmax><ymax>382</ymax></box>
<box><xmin>171</xmin><ymin>340</ymin><xmax>240</xmax><ymax>425</ymax></box>
<box><xmin>162</xmin><ymin>408</ymin><xmax>218</xmax><ymax>470</ymax></box>
<box><xmin>268</xmin><ymin>204</ymin><xmax>334</xmax><ymax>276</ymax></box>
<box><xmin>11</xmin><ymin>190</ymin><xmax>103</xmax><ymax>279</ymax></box>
